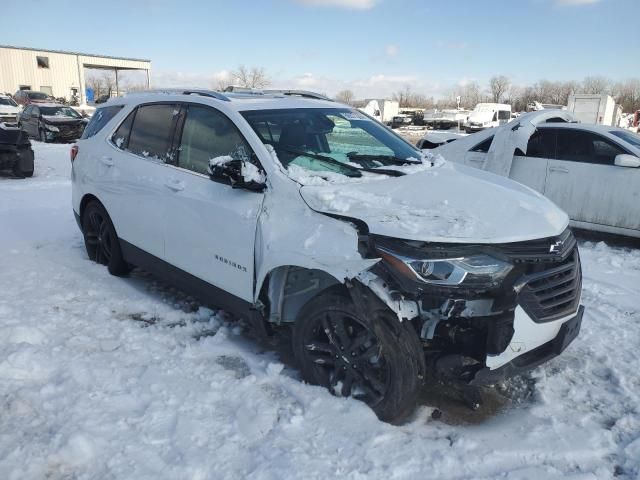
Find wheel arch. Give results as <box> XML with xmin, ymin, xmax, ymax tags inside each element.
<box><xmin>258</xmin><ymin>265</ymin><xmax>347</xmax><ymax>326</ymax></box>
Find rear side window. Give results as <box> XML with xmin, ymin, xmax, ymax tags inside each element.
<box><xmin>81</xmin><ymin>105</ymin><xmax>123</xmax><ymax>139</ymax></box>
<box><xmin>471</xmin><ymin>136</ymin><xmax>493</xmax><ymax>153</ymax></box>
<box><xmin>178</xmin><ymin>105</ymin><xmax>253</xmax><ymax>175</ymax></box>
<box><xmin>127</xmin><ymin>104</ymin><xmax>179</xmax><ymax>161</ymax></box>
<box><xmin>526</xmin><ymin>129</ymin><xmax>556</xmax><ymax>158</ymax></box>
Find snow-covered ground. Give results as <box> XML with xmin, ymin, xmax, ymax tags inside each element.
<box><xmin>0</xmin><ymin>143</ymin><xmax>639</xmax><ymax>480</ymax></box>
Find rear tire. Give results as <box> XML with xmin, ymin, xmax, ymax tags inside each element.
<box><xmin>81</xmin><ymin>201</ymin><xmax>131</xmax><ymax>276</ymax></box>
<box><xmin>292</xmin><ymin>291</ymin><xmax>425</xmax><ymax>423</ymax></box>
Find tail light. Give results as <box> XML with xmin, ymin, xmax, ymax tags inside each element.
<box><xmin>70</xmin><ymin>145</ymin><xmax>78</xmax><ymax>162</ymax></box>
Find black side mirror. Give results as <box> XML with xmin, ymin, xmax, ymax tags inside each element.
<box><xmin>209</xmin><ymin>158</ymin><xmax>266</xmax><ymax>192</ymax></box>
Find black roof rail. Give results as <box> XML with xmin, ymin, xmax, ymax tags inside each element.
<box><xmin>262</xmin><ymin>89</ymin><xmax>333</xmax><ymax>101</ymax></box>
<box><xmin>181</xmin><ymin>89</ymin><xmax>231</xmax><ymax>102</ymax></box>
<box><xmin>124</xmin><ymin>89</ymin><xmax>231</xmax><ymax>102</ymax></box>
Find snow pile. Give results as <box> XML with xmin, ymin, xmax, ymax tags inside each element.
<box><xmin>0</xmin><ymin>142</ymin><xmax>639</xmax><ymax>479</ymax></box>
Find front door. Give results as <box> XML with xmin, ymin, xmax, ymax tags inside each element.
<box><xmin>163</xmin><ymin>103</ymin><xmax>265</xmax><ymax>302</ymax></box>
<box><xmin>544</xmin><ymin>128</ymin><xmax>640</xmax><ymax>230</ymax></box>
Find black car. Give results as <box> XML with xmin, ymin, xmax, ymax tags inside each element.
<box><xmin>18</xmin><ymin>104</ymin><xmax>87</xmax><ymax>142</ymax></box>
<box><xmin>0</xmin><ymin>123</ymin><xmax>34</xmax><ymax>177</ymax></box>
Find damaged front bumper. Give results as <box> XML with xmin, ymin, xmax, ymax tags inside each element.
<box><xmin>472</xmin><ymin>305</ymin><xmax>583</xmax><ymax>385</ymax></box>
<box><xmin>359</xmin><ymin>228</ymin><xmax>584</xmax><ymax>385</ymax></box>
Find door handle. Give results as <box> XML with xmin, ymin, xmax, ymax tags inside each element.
<box><xmin>100</xmin><ymin>156</ymin><xmax>114</xmax><ymax>167</ymax></box>
<box><xmin>549</xmin><ymin>166</ymin><xmax>569</xmax><ymax>173</ymax></box>
<box><xmin>165</xmin><ymin>179</ymin><xmax>185</xmax><ymax>192</ymax></box>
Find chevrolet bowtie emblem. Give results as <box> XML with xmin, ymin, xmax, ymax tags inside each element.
<box><xmin>549</xmin><ymin>240</ymin><xmax>564</xmax><ymax>254</ymax></box>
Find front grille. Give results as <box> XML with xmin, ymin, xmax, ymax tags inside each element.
<box><xmin>499</xmin><ymin>228</ymin><xmax>576</xmax><ymax>264</ymax></box>
<box><xmin>518</xmin><ymin>249</ymin><xmax>582</xmax><ymax>323</ymax></box>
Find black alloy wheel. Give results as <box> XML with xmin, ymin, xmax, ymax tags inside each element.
<box><xmin>81</xmin><ymin>201</ymin><xmax>131</xmax><ymax>276</ymax></box>
<box><xmin>304</xmin><ymin>309</ymin><xmax>390</xmax><ymax>404</ymax></box>
<box><xmin>293</xmin><ymin>291</ymin><xmax>425</xmax><ymax>423</ymax></box>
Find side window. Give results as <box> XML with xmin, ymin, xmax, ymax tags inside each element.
<box><xmin>526</xmin><ymin>129</ymin><xmax>556</xmax><ymax>158</ymax></box>
<box><xmin>556</xmin><ymin>130</ymin><xmax>624</xmax><ymax>165</ymax></box>
<box><xmin>471</xmin><ymin>136</ymin><xmax>493</xmax><ymax>153</ymax></box>
<box><xmin>127</xmin><ymin>104</ymin><xmax>179</xmax><ymax>161</ymax></box>
<box><xmin>492</xmin><ymin>112</ymin><xmax>497</xmax><ymax>122</ymax></box>
<box><xmin>498</xmin><ymin>110</ymin><xmax>511</xmax><ymax>120</ymax></box>
<box><xmin>81</xmin><ymin>105</ymin><xmax>123</xmax><ymax>139</ymax></box>
<box><xmin>111</xmin><ymin>110</ymin><xmax>136</xmax><ymax>150</ymax></box>
<box><xmin>178</xmin><ymin>105</ymin><xmax>253</xmax><ymax>175</ymax></box>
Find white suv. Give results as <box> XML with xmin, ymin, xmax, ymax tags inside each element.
<box><xmin>71</xmin><ymin>89</ymin><xmax>584</xmax><ymax>422</ymax></box>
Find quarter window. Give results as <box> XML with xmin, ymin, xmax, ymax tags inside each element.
<box><xmin>82</xmin><ymin>105</ymin><xmax>123</xmax><ymax>139</ymax></box>
<box><xmin>556</xmin><ymin>130</ymin><xmax>625</xmax><ymax>165</ymax></box>
<box><xmin>178</xmin><ymin>105</ymin><xmax>253</xmax><ymax>175</ymax></box>
<box><xmin>127</xmin><ymin>104</ymin><xmax>180</xmax><ymax>161</ymax></box>
<box><xmin>471</xmin><ymin>136</ymin><xmax>493</xmax><ymax>153</ymax></box>
<box><xmin>111</xmin><ymin>110</ymin><xmax>136</xmax><ymax>150</ymax></box>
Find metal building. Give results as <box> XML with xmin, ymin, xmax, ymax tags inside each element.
<box><xmin>0</xmin><ymin>45</ymin><xmax>151</xmax><ymax>104</ymax></box>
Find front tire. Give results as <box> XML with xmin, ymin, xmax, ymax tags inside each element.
<box><xmin>81</xmin><ymin>201</ymin><xmax>131</xmax><ymax>276</ymax></box>
<box><xmin>292</xmin><ymin>291</ymin><xmax>425</xmax><ymax>423</ymax></box>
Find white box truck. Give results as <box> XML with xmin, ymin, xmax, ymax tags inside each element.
<box><xmin>358</xmin><ymin>99</ymin><xmax>399</xmax><ymax>125</ymax></box>
<box><xmin>567</xmin><ymin>94</ymin><xmax>619</xmax><ymax>126</ymax></box>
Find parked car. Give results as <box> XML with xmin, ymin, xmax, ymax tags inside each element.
<box><xmin>18</xmin><ymin>103</ymin><xmax>87</xmax><ymax>142</ymax></box>
<box><xmin>71</xmin><ymin>90</ymin><xmax>583</xmax><ymax>422</ymax></box>
<box><xmin>390</xmin><ymin>114</ymin><xmax>413</xmax><ymax>128</ymax></box>
<box><xmin>0</xmin><ymin>94</ymin><xmax>21</xmax><ymax>123</ymax></box>
<box><xmin>0</xmin><ymin>122</ymin><xmax>34</xmax><ymax>177</ymax></box>
<box><xmin>465</xmin><ymin>103</ymin><xmax>512</xmax><ymax>133</ymax></box>
<box><xmin>94</xmin><ymin>94</ymin><xmax>111</xmax><ymax>104</ymax></box>
<box><xmin>435</xmin><ymin>110</ymin><xmax>640</xmax><ymax>239</ymax></box>
<box><xmin>13</xmin><ymin>90</ymin><xmax>52</xmax><ymax>106</ymax></box>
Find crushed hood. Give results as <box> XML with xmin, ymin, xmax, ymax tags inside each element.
<box><xmin>299</xmin><ymin>162</ymin><xmax>568</xmax><ymax>244</ymax></box>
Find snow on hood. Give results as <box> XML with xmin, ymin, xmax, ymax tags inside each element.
<box><xmin>299</xmin><ymin>161</ymin><xmax>568</xmax><ymax>244</ymax></box>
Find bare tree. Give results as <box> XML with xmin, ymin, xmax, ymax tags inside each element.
<box><xmin>612</xmin><ymin>78</ymin><xmax>640</xmax><ymax>113</ymax></box>
<box><xmin>489</xmin><ymin>75</ymin><xmax>510</xmax><ymax>103</ymax></box>
<box><xmin>335</xmin><ymin>89</ymin><xmax>355</xmax><ymax>104</ymax></box>
<box><xmin>580</xmin><ymin>76</ymin><xmax>610</xmax><ymax>95</ymax></box>
<box><xmin>230</xmin><ymin>65</ymin><xmax>270</xmax><ymax>89</ymax></box>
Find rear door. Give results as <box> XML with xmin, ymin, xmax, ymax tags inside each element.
<box><xmin>511</xmin><ymin>128</ymin><xmax>556</xmax><ymax>194</ymax></box>
<box><xmin>163</xmin><ymin>103</ymin><xmax>265</xmax><ymax>301</ymax></box>
<box><xmin>106</xmin><ymin>103</ymin><xmax>181</xmax><ymax>258</ymax></box>
<box><xmin>544</xmin><ymin>128</ymin><xmax>640</xmax><ymax>230</ymax></box>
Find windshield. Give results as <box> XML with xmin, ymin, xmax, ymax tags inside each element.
<box><xmin>0</xmin><ymin>98</ymin><xmax>18</xmax><ymax>107</ymax></box>
<box><xmin>241</xmin><ymin>108</ymin><xmax>421</xmax><ymax>177</ymax></box>
<box><xmin>40</xmin><ymin>106</ymin><xmax>81</xmax><ymax>118</ymax></box>
<box><xmin>27</xmin><ymin>92</ymin><xmax>49</xmax><ymax>100</ymax></box>
<box><xmin>610</xmin><ymin>130</ymin><xmax>640</xmax><ymax>149</ymax></box>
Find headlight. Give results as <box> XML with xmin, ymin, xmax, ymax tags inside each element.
<box><xmin>376</xmin><ymin>247</ymin><xmax>512</xmax><ymax>288</ymax></box>
<box><xmin>45</xmin><ymin>124</ymin><xmax>59</xmax><ymax>132</ymax></box>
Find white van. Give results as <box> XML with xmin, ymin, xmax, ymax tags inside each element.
<box><xmin>465</xmin><ymin>103</ymin><xmax>512</xmax><ymax>133</ymax></box>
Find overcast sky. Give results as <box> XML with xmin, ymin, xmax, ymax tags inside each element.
<box><xmin>2</xmin><ymin>0</ymin><xmax>637</xmax><ymax>98</ymax></box>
